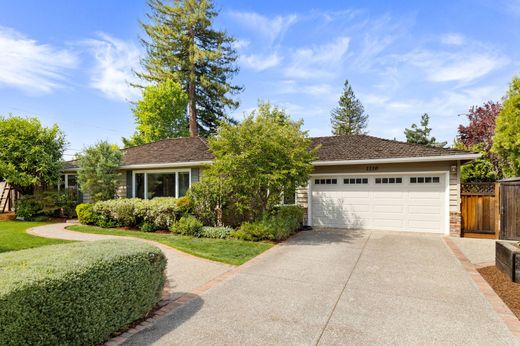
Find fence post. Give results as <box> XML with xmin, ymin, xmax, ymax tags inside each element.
<box><xmin>495</xmin><ymin>182</ymin><xmax>500</xmax><ymax>239</ymax></box>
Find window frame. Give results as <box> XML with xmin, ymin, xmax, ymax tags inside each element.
<box><xmin>132</xmin><ymin>169</ymin><xmax>191</xmax><ymax>199</ymax></box>
<box><xmin>375</xmin><ymin>177</ymin><xmax>403</xmax><ymax>184</ymax></box>
<box><xmin>59</xmin><ymin>174</ymin><xmax>78</xmax><ymax>191</ymax></box>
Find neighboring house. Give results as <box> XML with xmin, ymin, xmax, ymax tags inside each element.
<box><xmin>64</xmin><ymin>135</ymin><xmax>479</xmax><ymax>236</ymax></box>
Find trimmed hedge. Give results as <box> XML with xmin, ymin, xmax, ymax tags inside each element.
<box><xmin>0</xmin><ymin>240</ymin><xmax>166</xmax><ymax>345</ymax></box>
<box><xmin>76</xmin><ymin>197</ymin><xmax>187</xmax><ymax>230</ymax></box>
<box><xmin>231</xmin><ymin>205</ymin><xmax>304</xmax><ymax>241</ymax></box>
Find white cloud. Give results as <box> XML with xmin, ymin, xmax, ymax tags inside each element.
<box><xmin>84</xmin><ymin>33</ymin><xmax>142</xmax><ymax>101</ymax></box>
<box><xmin>228</xmin><ymin>11</ymin><xmax>298</xmax><ymax>44</ymax></box>
<box><xmin>277</xmin><ymin>80</ymin><xmax>335</xmax><ymax>96</ymax></box>
<box><xmin>232</xmin><ymin>39</ymin><xmax>250</xmax><ymax>50</ymax></box>
<box><xmin>241</xmin><ymin>52</ymin><xmax>282</xmax><ymax>71</ymax></box>
<box><xmin>404</xmin><ymin>49</ymin><xmax>508</xmax><ymax>83</ymax></box>
<box><xmin>284</xmin><ymin>36</ymin><xmax>350</xmax><ymax>79</ymax></box>
<box><xmin>0</xmin><ymin>26</ymin><xmax>77</xmax><ymax>93</ymax></box>
<box><xmin>441</xmin><ymin>33</ymin><xmax>465</xmax><ymax>45</ymax></box>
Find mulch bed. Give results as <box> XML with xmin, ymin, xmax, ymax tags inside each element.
<box><xmin>0</xmin><ymin>212</ymin><xmax>16</xmax><ymax>221</ymax></box>
<box><xmin>478</xmin><ymin>266</ymin><xmax>520</xmax><ymax>320</ymax></box>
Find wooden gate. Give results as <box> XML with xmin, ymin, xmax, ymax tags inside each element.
<box><xmin>500</xmin><ymin>178</ymin><xmax>520</xmax><ymax>240</ymax></box>
<box><xmin>461</xmin><ymin>182</ymin><xmax>499</xmax><ymax>238</ymax></box>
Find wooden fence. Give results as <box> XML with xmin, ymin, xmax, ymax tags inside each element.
<box><xmin>500</xmin><ymin>179</ymin><xmax>520</xmax><ymax>240</ymax></box>
<box><xmin>461</xmin><ymin>182</ymin><xmax>499</xmax><ymax>238</ymax></box>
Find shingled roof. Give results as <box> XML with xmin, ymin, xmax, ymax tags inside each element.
<box><xmin>311</xmin><ymin>135</ymin><xmax>471</xmax><ymax>162</ymax></box>
<box><xmin>64</xmin><ymin>135</ymin><xmax>475</xmax><ymax>170</ymax></box>
<box><xmin>122</xmin><ymin>136</ymin><xmax>213</xmax><ymax>166</ymax></box>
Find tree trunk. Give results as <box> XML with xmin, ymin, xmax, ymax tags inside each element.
<box><xmin>188</xmin><ymin>79</ymin><xmax>197</xmax><ymax>137</ymax></box>
<box><xmin>188</xmin><ymin>23</ymin><xmax>198</xmax><ymax>137</ymax></box>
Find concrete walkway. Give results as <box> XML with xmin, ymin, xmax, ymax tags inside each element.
<box><xmin>123</xmin><ymin>229</ymin><xmax>518</xmax><ymax>346</ymax></box>
<box><xmin>28</xmin><ymin>224</ymin><xmax>232</xmax><ymax>300</ymax></box>
<box><xmin>449</xmin><ymin>236</ymin><xmax>496</xmax><ymax>266</ymax></box>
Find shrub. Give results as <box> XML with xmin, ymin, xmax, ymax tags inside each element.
<box><xmin>231</xmin><ymin>222</ymin><xmax>267</xmax><ymax>241</ymax></box>
<box><xmin>94</xmin><ymin>199</ymin><xmax>141</xmax><ymax>227</ymax></box>
<box><xmin>175</xmin><ymin>195</ymin><xmax>193</xmax><ymax>216</ymax></box>
<box><xmin>0</xmin><ymin>240</ymin><xmax>166</xmax><ymax>345</ymax></box>
<box><xmin>14</xmin><ymin>195</ymin><xmax>41</xmax><ymax>220</ymax></box>
<box><xmin>171</xmin><ymin>215</ymin><xmax>203</xmax><ymax>236</ymax></box>
<box><xmin>16</xmin><ymin>191</ymin><xmax>78</xmax><ymax>220</ymax></box>
<box><xmin>200</xmin><ymin>226</ymin><xmax>232</xmax><ymax>239</ymax></box>
<box><xmin>231</xmin><ymin>206</ymin><xmax>304</xmax><ymax>241</ymax></box>
<box><xmin>140</xmin><ymin>221</ymin><xmax>158</xmax><ymax>232</ymax></box>
<box><xmin>138</xmin><ymin>198</ymin><xmax>179</xmax><ymax>230</ymax></box>
<box><xmin>76</xmin><ymin>203</ymin><xmax>98</xmax><ymax>225</ymax></box>
<box><xmin>83</xmin><ymin>198</ymin><xmax>179</xmax><ymax>230</ymax></box>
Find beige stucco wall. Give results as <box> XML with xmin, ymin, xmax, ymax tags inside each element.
<box><xmin>297</xmin><ymin>160</ymin><xmax>462</xmax><ymax>225</ymax></box>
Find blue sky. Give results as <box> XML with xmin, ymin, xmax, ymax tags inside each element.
<box><xmin>0</xmin><ymin>0</ymin><xmax>519</xmax><ymax>159</ymax></box>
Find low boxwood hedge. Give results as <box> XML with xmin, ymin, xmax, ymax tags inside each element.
<box><xmin>0</xmin><ymin>240</ymin><xmax>167</xmax><ymax>345</ymax></box>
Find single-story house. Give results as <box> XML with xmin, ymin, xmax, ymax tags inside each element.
<box><xmin>64</xmin><ymin>135</ymin><xmax>479</xmax><ymax>236</ymax></box>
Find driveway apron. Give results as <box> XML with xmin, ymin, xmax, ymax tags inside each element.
<box><xmin>125</xmin><ymin>229</ymin><xmax>518</xmax><ymax>345</ymax></box>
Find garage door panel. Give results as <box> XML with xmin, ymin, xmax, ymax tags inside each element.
<box><xmin>372</xmin><ymin>205</ymin><xmax>404</xmax><ymax>213</ymax></box>
<box><xmin>372</xmin><ymin>191</ymin><xmax>406</xmax><ymax>199</ymax></box>
<box><xmin>371</xmin><ymin>213</ymin><xmax>406</xmax><ymax>220</ymax></box>
<box><xmin>408</xmin><ymin>191</ymin><xmax>443</xmax><ymax>199</ymax></box>
<box><xmin>408</xmin><ymin>205</ymin><xmax>442</xmax><ymax>215</ymax></box>
<box><xmin>311</xmin><ymin>174</ymin><xmax>446</xmax><ymax>233</ymax></box>
<box><xmin>371</xmin><ymin>219</ymin><xmax>404</xmax><ymax>229</ymax></box>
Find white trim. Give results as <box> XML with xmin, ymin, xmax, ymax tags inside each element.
<box><xmin>310</xmin><ymin>171</ymin><xmax>448</xmax><ymax>177</ymax></box>
<box><xmin>121</xmin><ymin>161</ymin><xmax>211</xmax><ymax>169</ymax></box>
<box><xmin>312</xmin><ymin>154</ymin><xmax>480</xmax><ymax>166</ymax></box>
<box><xmin>131</xmin><ymin>168</ymin><xmax>191</xmax><ymax>199</ymax></box>
<box><xmin>307</xmin><ymin>180</ymin><xmax>312</xmax><ymax>226</ymax></box>
<box><xmin>444</xmin><ymin>171</ymin><xmax>450</xmax><ymax>235</ymax></box>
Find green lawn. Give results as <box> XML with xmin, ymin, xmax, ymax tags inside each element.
<box><xmin>67</xmin><ymin>225</ymin><xmax>273</xmax><ymax>265</ymax></box>
<box><xmin>0</xmin><ymin>221</ymin><xmax>70</xmax><ymax>253</ymax></box>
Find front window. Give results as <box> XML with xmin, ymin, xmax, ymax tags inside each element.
<box><xmin>59</xmin><ymin>174</ymin><xmax>77</xmax><ymax>191</ymax></box>
<box><xmin>135</xmin><ymin>173</ymin><xmax>145</xmax><ymax>199</ymax></box>
<box><xmin>178</xmin><ymin>172</ymin><xmax>190</xmax><ymax>197</ymax></box>
<box><xmin>147</xmin><ymin>173</ymin><xmax>176</xmax><ymax>199</ymax></box>
<box><xmin>133</xmin><ymin>170</ymin><xmax>190</xmax><ymax>199</ymax></box>
<box><xmin>67</xmin><ymin>175</ymin><xmax>77</xmax><ymax>190</ymax></box>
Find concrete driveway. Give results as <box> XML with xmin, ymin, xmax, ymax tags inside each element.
<box><xmin>125</xmin><ymin>229</ymin><xmax>519</xmax><ymax>345</ymax></box>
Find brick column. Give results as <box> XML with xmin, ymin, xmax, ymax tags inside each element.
<box><xmin>450</xmin><ymin>211</ymin><xmax>462</xmax><ymax>237</ymax></box>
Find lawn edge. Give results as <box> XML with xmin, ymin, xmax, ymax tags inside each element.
<box><xmin>63</xmin><ymin>224</ymin><xmax>273</xmax><ymax>265</ymax></box>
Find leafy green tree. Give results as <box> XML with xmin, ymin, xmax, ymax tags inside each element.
<box><xmin>123</xmin><ymin>80</ymin><xmax>188</xmax><ymax>147</ymax></box>
<box><xmin>457</xmin><ymin>101</ymin><xmax>504</xmax><ymax>182</ymax></box>
<box><xmin>455</xmin><ymin>142</ymin><xmax>499</xmax><ymax>182</ymax></box>
<box><xmin>76</xmin><ymin>141</ymin><xmax>122</xmax><ymax>202</ymax></box>
<box><xmin>201</xmin><ymin>102</ymin><xmax>317</xmax><ymax>224</ymax></box>
<box><xmin>404</xmin><ymin>113</ymin><xmax>447</xmax><ymax>147</ymax></box>
<box><xmin>331</xmin><ymin>80</ymin><xmax>368</xmax><ymax>135</ymax></box>
<box><xmin>137</xmin><ymin>0</ymin><xmax>242</xmax><ymax>137</ymax></box>
<box><xmin>493</xmin><ymin>77</ymin><xmax>520</xmax><ymax>177</ymax></box>
<box><xmin>0</xmin><ymin>115</ymin><xmax>65</xmax><ymax>194</ymax></box>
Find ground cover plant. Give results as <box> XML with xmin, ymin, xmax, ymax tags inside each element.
<box><xmin>0</xmin><ymin>240</ymin><xmax>166</xmax><ymax>345</ymax></box>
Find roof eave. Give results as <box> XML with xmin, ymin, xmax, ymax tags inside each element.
<box><xmin>119</xmin><ymin>160</ymin><xmax>213</xmax><ymax>169</ymax></box>
<box><xmin>312</xmin><ymin>153</ymin><xmax>481</xmax><ymax>166</ymax></box>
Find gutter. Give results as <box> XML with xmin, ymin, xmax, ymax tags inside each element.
<box><xmin>312</xmin><ymin>153</ymin><xmax>481</xmax><ymax>166</ymax></box>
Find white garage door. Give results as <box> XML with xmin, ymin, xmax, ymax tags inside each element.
<box><xmin>311</xmin><ymin>174</ymin><xmax>447</xmax><ymax>233</ymax></box>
